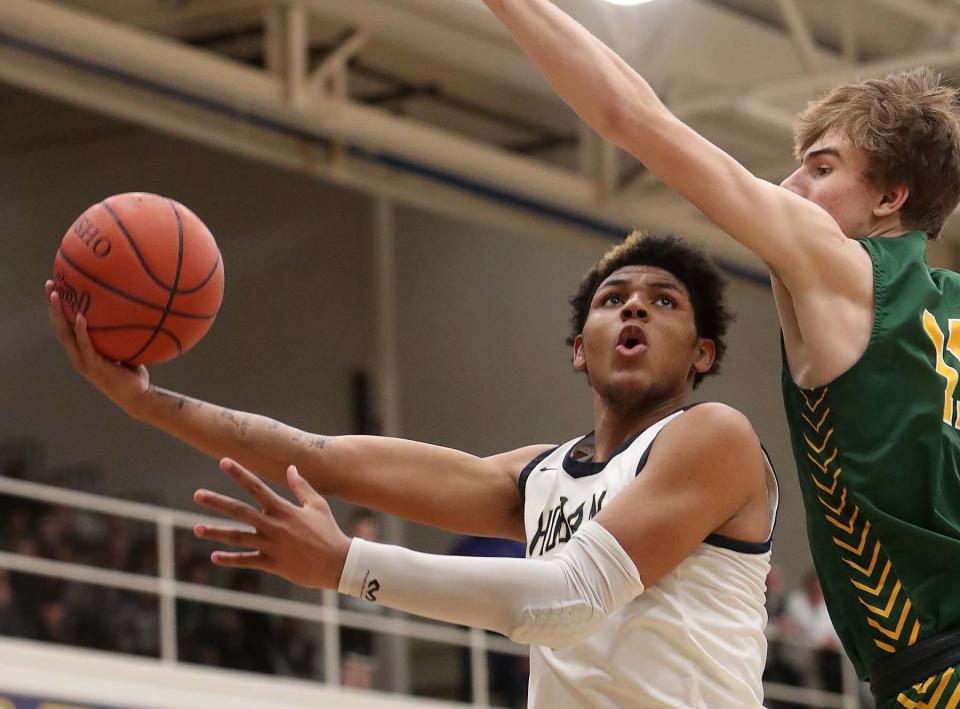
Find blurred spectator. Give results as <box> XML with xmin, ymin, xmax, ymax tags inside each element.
<box><xmin>225</xmin><ymin>571</ymin><xmax>275</xmax><ymax>673</ymax></box>
<box><xmin>763</xmin><ymin>563</ymin><xmax>804</xmax><ymax>709</ymax></box>
<box><xmin>339</xmin><ymin>509</ymin><xmax>385</xmax><ymax>689</ymax></box>
<box><xmin>177</xmin><ymin>541</ymin><xmax>225</xmax><ymax>668</ymax></box>
<box><xmin>34</xmin><ymin>580</ymin><xmax>72</xmax><ymax>645</ymax></box>
<box><xmin>64</xmin><ymin>581</ymin><xmax>116</xmax><ymax>652</ymax></box>
<box><xmin>271</xmin><ymin>617</ymin><xmax>320</xmax><ymax>680</ymax></box>
<box><xmin>1</xmin><ymin>506</ymin><xmax>35</xmax><ymax>551</ymax></box>
<box><xmin>783</xmin><ymin>570</ymin><xmax>843</xmax><ymax>698</ymax></box>
<box><xmin>766</xmin><ymin>562</ymin><xmax>789</xmax><ymax>621</ymax></box>
<box><xmin>108</xmin><ymin>590</ymin><xmax>160</xmax><ymax>657</ymax></box>
<box><xmin>0</xmin><ymin>568</ymin><xmax>34</xmax><ymax>638</ymax></box>
<box><xmin>101</xmin><ymin>517</ymin><xmax>131</xmax><ymax>571</ymax></box>
<box><xmin>449</xmin><ymin>535</ymin><xmax>529</xmax><ymax>709</ymax></box>
<box><xmin>0</xmin><ymin>492</ymin><xmax>161</xmax><ymax>656</ymax></box>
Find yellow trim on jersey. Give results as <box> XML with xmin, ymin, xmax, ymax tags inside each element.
<box><xmin>897</xmin><ymin>666</ymin><xmax>957</xmax><ymax>708</ymax></box>
<box><xmin>798</xmin><ymin>386</ymin><xmax>924</xmax><ymax>661</ymax></box>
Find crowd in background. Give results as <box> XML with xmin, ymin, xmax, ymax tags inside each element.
<box><xmin>0</xmin><ymin>495</ymin><xmax>160</xmax><ymax>656</ymax></box>
<box><xmin>764</xmin><ymin>563</ymin><xmax>856</xmax><ymax>709</ymax></box>
<box><xmin>0</xmin><ymin>489</ymin><xmax>322</xmax><ymax>680</ymax></box>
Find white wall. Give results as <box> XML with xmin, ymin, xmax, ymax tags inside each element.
<box><xmin>0</xmin><ymin>85</ymin><xmax>810</xmax><ymax>586</ymax></box>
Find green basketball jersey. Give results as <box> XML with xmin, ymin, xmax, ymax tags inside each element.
<box><xmin>781</xmin><ymin>231</ymin><xmax>960</xmax><ymax>679</ymax></box>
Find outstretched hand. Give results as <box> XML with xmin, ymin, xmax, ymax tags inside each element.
<box><xmin>193</xmin><ymin>458</ymin><xmax>351</xmax><ymax>589</ymax></box>
<box><xmin>45</xmin><ymin>280</ymin><xmax>150</xmax><ymax>412</ymax></box>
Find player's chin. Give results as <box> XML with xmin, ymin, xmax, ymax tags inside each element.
<box><xmin>598</xmin><ymin>371</ymin><xmax>655</xmax><ymax>401</ymax></box>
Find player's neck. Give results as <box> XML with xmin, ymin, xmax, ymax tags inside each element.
<box><xmin>590</xmin><ymin>391</ymin><xmax>689</xmax><ymax>462</ymax></box>
<box><xmin>860</xmin><ymin>214</ymin><xmax>908</xmax><ymax>238</ymax></box>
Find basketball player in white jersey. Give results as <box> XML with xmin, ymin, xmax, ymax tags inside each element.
<box><xmin>46</xmin><ymin>231</ymin><xmax>778</xmax><ymax>707</ymax></box>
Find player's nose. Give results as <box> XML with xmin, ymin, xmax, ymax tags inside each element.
<box><xmin>620</xmin><ymin>295</ymin><xmax>648</xmax><ymax>320</ymax></box>
<box><xmin>780</xmin><ymin>168</ymin><xmax>803</xmax><ymax>194</ymax></box>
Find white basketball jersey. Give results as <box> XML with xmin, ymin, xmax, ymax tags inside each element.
<box><xmin>520</xmin><ymin>408</ymin><xmax>779</xmax><ymax>708</ymax></box>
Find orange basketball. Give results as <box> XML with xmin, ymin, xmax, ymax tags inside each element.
<box><xmin>52</xmin><ymin>192</ymin><xmax>225</xmax><ymax>365</ymax></box>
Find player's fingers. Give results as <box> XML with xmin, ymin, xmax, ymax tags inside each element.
<box><xmin>193</xmin><ymin>488</ymin><xmax>264</xmax><ymax>528</ymax></box>
<box><xmin>46</xmin><ymin>292</ymin><xmax>66</xmax><ymax>334</ymax></box>
<box><xmin>73</xmin><ymin>314</ymin><xmax>101</xmax><ymax>365</ymax></box>
<box><xmin>210</xmin><ymin>550</ymin><xmax>268</xmax><ymax>569</ymax></box>
<box><xmin>220</xmin><ymin>458</ymin><xmax>285</xmax><ymax>511</ymax></box>
<box><xmin>47</xmin><ymin>291</ymin><xmax>84</xmax><ymax>366</ymax></box>
<box><xmin>286</xmin><ymin>465</ymin><xmax>320</xmax><ymax>507</ymax></box>
<box><xmin>193</xmin><ymin>523</ymin><xmax>259</xmax><ymax>548</ymax></box>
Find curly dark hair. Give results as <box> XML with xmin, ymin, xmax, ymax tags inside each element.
<box><xmin>568</xmin><ymin>231</ymin><xmax>733</xmax><ymax>388</ymax></box>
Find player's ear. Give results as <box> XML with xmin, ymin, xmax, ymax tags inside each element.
<box><xmin>692</xmin><ymin>337</ymin><xmax>715</xmax><ymax>377</ymax></box>
<box><xmin>573</xmin><ymin>334</ymin><xmax>587</xmax><ymax>372</ymax></box>
<box><xmin>874</xmin><ymin>182</ymin><xmax>909</xmax><ymax>218</ymax></box>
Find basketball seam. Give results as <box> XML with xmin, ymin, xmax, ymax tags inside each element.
<box><xmin>86</xmin><ymin>324</ymin><xmax>184</xmax><ymax>354</ymax></box>
<box><xmin>123</xmin><ymin>199</ymin><xmax>185</xmax><ymax>364</ymax></box>
<box><xmin>101</xmin><ymin>198</ymin><xmax>174</xmax><ymax>292</ymax></box>
<box><xmin>57</xmin><ymin>248</ymin><xmax>216</xmax><ymax>319</ymax></box>
<box><xmin>101</xmin><ymin>197</ymin><xmax>218</xmax><ymax>293</ymax></box>
<box><xmin>175</xmin><ymin>252</ymin><xmax>221</xmax><ymax>294</ymax></box>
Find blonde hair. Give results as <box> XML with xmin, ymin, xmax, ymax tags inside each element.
<box><xmin>794</xmin><ymin>67</ymin><xmax>960</xmax><ymax>238</ymax></box>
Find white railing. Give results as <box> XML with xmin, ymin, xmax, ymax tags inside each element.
<box><xmin>0</xmin><ymin>475</ymin><xmax>863</xmax><ymax>708</ymax></box>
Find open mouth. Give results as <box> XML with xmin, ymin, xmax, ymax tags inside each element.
<box><xmin>616</xmin><ymin>326</ymin><xmax>648</xmax><ymax>355</ymax></box>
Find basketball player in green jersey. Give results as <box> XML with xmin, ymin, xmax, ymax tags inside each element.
<box><xmin>480</xmin><ymin>2</ymin><xmax>960</xmax><ymax>707</ymax></box>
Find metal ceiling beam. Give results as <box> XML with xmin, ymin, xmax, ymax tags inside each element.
<box><xmin>0</xmin><ymin>0</ymin><xmax>581</xmax><ymax>204</ymax></box>
<box><xmin>294</xmin><ymin>0</ymin><xmax>555</xmax><ymax>101</ymax></box>
<box><xmin>671</xmin><ymin>45</ymin><xmax>960</xmax><ymax>129</ymax></box>
<box><xmin>282</xmin><ymin>2</ymin><xmax>309</xmax><ymax>108</ymax></box>
<box><xmin>775</xmin><ymin>0</ymin><xmax>827</xmax><ymax>71</ymax></box>
<box><xmin>119</xmin><ymin>0</ymin><xmax>267</xmax><ymax>31</ymax></box>
<box><xmin>308</xmin><ymin>29</ymin><xmax>368</xmax><ymax>100</ymax></box>
<box><xmin>838</xmin><ymin>0</ymin><xmax>858</xmax><ymax>65</ymax></box>
<box><xmin>0</xmin><ymin>0</ymin><xmax>766</xmax><ymax>276</ymax></box>
<box><xmin>0</xmin><ymin>38</ymin><xmax>609</xmax><ymax>254</ymax></box>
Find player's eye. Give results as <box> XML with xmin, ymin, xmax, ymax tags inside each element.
<box><xmin>654</xmin><ymin>296</ymin><xmax>676</xmax><ymax>308</ymax></box>
<box><xmin>601</xmin><ymin>293</ymin><xmax>623</xmax><ymax>306</ymax></box>
<box><xmin>815</xmin><ymin>165</ymin><xmax>831</xmax><ymax>176</ymax></box>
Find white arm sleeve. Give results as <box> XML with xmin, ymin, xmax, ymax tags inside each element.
<box><xmin>337</xmin><ymin>520</ymin><xmax>644</xmax><ymax>648</ymax></box>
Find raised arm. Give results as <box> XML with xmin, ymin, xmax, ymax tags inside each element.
<box><xmin>47</xmin><ymin>285</ymin><xmax>542</xmax><ymax>540</ymax></box>
<box><xmin>482</xmin><ymin>1</ymin><xmax>866</xmax><ymax>293</ymax></box>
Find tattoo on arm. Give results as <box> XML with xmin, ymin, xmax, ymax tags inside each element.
<box><xmin>150</xmin><ymin>387</ymin><xmax>187</xmax><ymax>411</ymax></box>
<box><xmin>288</xmin><ymin>430</ymin><xmax>331</xmax><ymax>451</ymax></box>
<box><xmin>219</xmin><ymin>409</ymin><xmax>250</xmax><ymax>438</ymax></box>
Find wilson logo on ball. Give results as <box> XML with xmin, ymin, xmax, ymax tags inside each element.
<box><xmin>53</xmin><ymin>271</ymin><xmax>92</xmax><ymax>318</ymax></box>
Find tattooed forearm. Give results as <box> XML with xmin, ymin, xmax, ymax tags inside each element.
<box><xmin>289</xmin><ymin>430</ymin><xmax>331</xmax><ymax>451</ymax></box>
<box><xmin>219</xmin><ymin>409</ymin><xmax>251</xmax><ymax>438</ymax></box>
<box><xmin>149</xmin><ymin>386</ymin><xmax>206</xmax><ymax>412</ymax></box>
<box><xmin>150</xmin><ymin>386</ymin><xmax>187</xmax><ymax>410</ymax></box>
